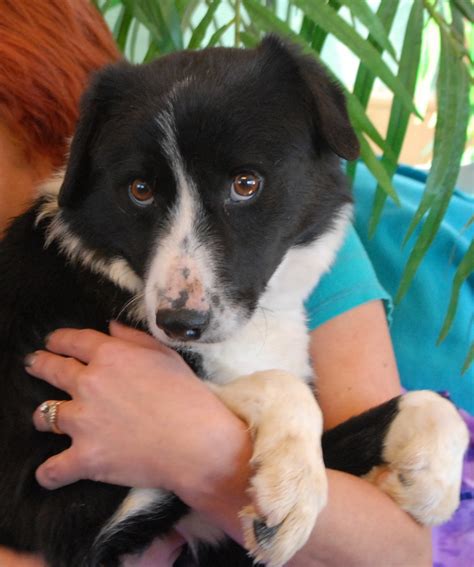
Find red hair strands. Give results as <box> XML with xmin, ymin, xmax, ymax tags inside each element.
<box><xmin>0</xmin><ymin>0</ymin><xmax>120</xmax><ymax>168</ymax></box>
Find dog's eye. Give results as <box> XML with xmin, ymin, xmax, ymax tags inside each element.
<box><xmin>230</xmin><ymin>173</ymin><xmax>262</xmax><ymax>202</ymax></box>
<box><xmin>128</xmin><ymin>179</ymin><xmax>154</xmax><ymax>207</ymax></box>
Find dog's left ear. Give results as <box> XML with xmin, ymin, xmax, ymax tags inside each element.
<box><xmin>260</xmin><ymin>36</ymin><xmax>360</xmax><ymax>161</ymax></box>
<box><xmin>59</xmin><ymin>62</ymin><xmax>133</xmax><ymax>208</ymax></box>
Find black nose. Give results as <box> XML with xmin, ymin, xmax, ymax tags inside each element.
<box><xmin>155</xmin><ymin>309</ymin><xmax>210</xmax><ymax>341</ymax></box>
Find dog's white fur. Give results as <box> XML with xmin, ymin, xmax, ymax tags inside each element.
<box><xmin>145</xmin><ymin>106</ymin><xmax>256</xmax><ymax>343</ymax></box>
<box><xmin>364</xmin><ymin>390</ymin><xmax>469</xmax><ymax>526</ymax></box>
<box><xmin>210</xmin><ymin>370</ymin><xmax>327</xmax><ymax>565</ymax></box>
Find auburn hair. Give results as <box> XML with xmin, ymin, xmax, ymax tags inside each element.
<box><xmin>0</xmin><ymin>0</ymin><xmax>121</xmax><ymax>168</ymax></box>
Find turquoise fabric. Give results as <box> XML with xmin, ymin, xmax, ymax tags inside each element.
<box><xmin>305</xmin><ymin>163</ymin><xmax>474</xmax><ymax>413</ymax></box>
<box><xmin>354</xmin><ymin>164</ymin><xmax>473</xmax><ymax>413</ymax></box>
<box><xmin>304</xmin><ymin>225</ymin><xmax>392</xmax><ymax>329</ymax></box>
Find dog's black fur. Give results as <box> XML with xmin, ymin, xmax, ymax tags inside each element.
<box><xmin>1</xmin><ymin>37</ymin><xmax>406</xmax><ymax>566</ymax></box>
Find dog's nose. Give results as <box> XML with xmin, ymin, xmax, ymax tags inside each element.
<box><xmin>155</xmin><ymin>309</ymin><xmax>210</xmax><ymax>341</ymax></box>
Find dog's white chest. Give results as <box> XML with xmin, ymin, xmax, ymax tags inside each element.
<box><xmin>193</xmin><ymin>216</ymin><xmax>353</xmax><ymax>385</ymax></box>
<box><xmin>196</xmin><ymin>306</ymin><xmax>312</xmax><ymax>384</ymax></box>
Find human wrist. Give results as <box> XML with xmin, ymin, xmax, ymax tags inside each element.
<box><xmin>172</xmin><ymin>411</ymin><xmax>253</xmax><ymax>542</ymax></box>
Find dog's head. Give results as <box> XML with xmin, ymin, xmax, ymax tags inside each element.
<box><xmin>56</xmin><ymin>36</ymin><xmax>358</xmax><ymax>346</ymax></box>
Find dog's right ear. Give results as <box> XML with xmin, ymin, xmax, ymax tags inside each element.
<box><xmin>59</xmin><ymin>62</ymin><xmax>132</xmax><ymax>208</ymax></box>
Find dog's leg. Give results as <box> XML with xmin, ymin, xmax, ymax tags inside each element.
<box><xmin>210</xmin><ymin>370</ymin><xmax>327</xmax><ymax>567</ymax></box>
<box><xmin>323</xmin><ymin>391</ymin><xmax>469</xmax><ymax>526</ymax></box>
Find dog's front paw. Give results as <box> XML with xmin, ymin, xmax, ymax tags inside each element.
<box><xmin>365</xmin><ymin>391</ymin><xmax>469</xmax><ymax>526</ymax></box>
<box><xmin>240</xmin><ymin>429</ymin><xmax>327</xmax><ymax>566</ymax></box>
<box><xmin>212</xmin><ymin>371</ymin><xmax>326</xmax><ymax>567</ymax></box>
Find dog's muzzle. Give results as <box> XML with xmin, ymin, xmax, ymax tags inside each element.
<box><xmin>155</xmin><ymin>308</ymin><xmax>210</xmax><ymax>341</ymax></box>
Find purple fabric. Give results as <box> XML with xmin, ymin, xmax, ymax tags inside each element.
<box><xmin>433</xmin><ymin>410</ymin><xmax>474</xmax><ymax>567</ymax></box>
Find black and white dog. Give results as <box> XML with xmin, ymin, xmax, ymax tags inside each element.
<box><xmin>0</xmin><ymin>37</ymin><xmax>468</xmax><ymax>567</ymax></box>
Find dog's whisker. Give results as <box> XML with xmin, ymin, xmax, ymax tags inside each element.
<box><xmin>115</xmin><ymin>291</ymin><xmax>146</xmax><ymax>324</ymax></box>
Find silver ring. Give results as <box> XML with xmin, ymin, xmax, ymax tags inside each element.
<box><xmin>39</xmin><ymin>400</ymin><xmax>66</xmax><ymax>434</ymax></box>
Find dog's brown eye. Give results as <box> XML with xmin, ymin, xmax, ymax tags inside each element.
<box><xmin>129</xmin><ymin>179</ymin><xmax>154</xmax><ymax>207</ymax></box>
<box><xmin>230</xmin><ymin>173</ymin><xmax>262</xmax><ymax>202</ymax></box>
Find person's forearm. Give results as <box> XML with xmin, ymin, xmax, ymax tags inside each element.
<box><xmin>183</xmin><ymin>466</ymin><xmax>431</xmax><ymax>567</ymax></box>
<box><xmin>288</xmin><ymin>469</ymin><xmax>431</xmax><ymax>567</ymax></box>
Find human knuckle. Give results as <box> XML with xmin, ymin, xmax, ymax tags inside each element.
<box><xmin>95</xmin><ymin>341</ymin><xmax>119</xmax><ymax>362</ymax></box>
<box><xmin>75</xmin><ymin>328</ymin><xmax>91</xmax><ymax>339</ymax></box>
<box><xmin>68</xmin><ymin>403</ymin><xmax>85</xmax><ymax>428</ymax></box>
<box><xmin>43</xmin><ymin>463</ymin><xmax>62</xmax><ymax>485</ymax></box>
<box><xmin>50</xmin><ymin>365</ymin><xmax>65</xmax><ymax>385</ymax></box>
<box><xmin>70</xmin><ymin>328</ymin><xmax>89</xmax><ymax>345</ymax></box>
<box><xmin>77</xmin><ymin>370</ymin><xmax>99</xmax><ymax>396</ymax></box>
<box><xmin>80</xmin><ymin>445</ymin><xmax>102</xmax><ymax>477</ymax></box>
<box><xmin>76</xmin><ymin>443</ymin><xmax>92</xmax><ymax>465</ymax></box>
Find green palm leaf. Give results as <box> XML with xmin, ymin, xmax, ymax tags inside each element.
<box><xmin>338</xmin><ymin>0</ymin><xmax>397</xmax><ymax>60</ymax></box>
<box><xmin>243</xmin><ymin>0</ymin><xmax>307</xmax><ymax>46</ymax></box>
<box><xmin>299</xmin><ymin>0</ymin><xmax>341</xmax><ymax>53</ymax></box>
<box><xmin>188</xmin><ymin>0</ymin><xmax>222</xmax><ymax>49</ymax></box>
<box><xmin>368</xmin><ymin>0</ymin><xmax>424</xmax><ymax>237</ymax></box>
<box><xmin>292</xmin><ymin>0</ymin><xmax>420</xmax><ymax>117</ymax></box>
<box><xmin>207</xmin><ymin>19</ymin><xmax>236</xmax><ymax>47</ymax></box>
<box><xmin>114</xmin><ymin>4</ymin><xmax>134</xmax><ymax>52</ymax></box>
<box><xmin>437</xmin><ymin>240</ymin><xmax>474</xmax><ymax>345</ymax></box>
<box><xmin>123</xmin><ymin>0</ymin><xmax>183</xmax><ymax>54</ymax></box>
<box><xmin>463</xmin><ymin>344</ymin><xmax>474</xmax><ymax>375</ymax></box>
<box><xmin>358</xmin><ymin>135</ymin><xmax>400</xmax><ymax>204</ymax></box>
<box><xmin>396</xmin><ymin>15</ymin><xmax>470</xmax><ymax>303</ymax></box>
<box><xmin>346</xmin><ymin>0</ymin><xmax>398</xmax><ymax>181</ymax></box>
<box><xmin>346</xmin><ymin>94</ymin><xmax>392</xmax><ymax>156</ymax></box>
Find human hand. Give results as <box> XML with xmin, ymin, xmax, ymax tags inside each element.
<box><xmin>26</xmin><ymin>322</ymin><xmax>250</xmax><ymax>501</ymax></box>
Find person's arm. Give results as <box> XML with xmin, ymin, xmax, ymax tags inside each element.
<box><xmin>312</xmin><ymin>300</ymin><xmax>402</xmax><ymax>429</ymax></box>
<box><xmin>289</xmin><ymin>300</ymin><xmax>431</xmax><ymax>566</ymax></box>
<box><xmin>180</xmin><ymin>301</ymin><xmax>431</xmax><ymax>566</ymax></box>
<box><xmin>24</xmin><ymin>306</ymin><xmax>431</xmax><ymax>566</ymax></box>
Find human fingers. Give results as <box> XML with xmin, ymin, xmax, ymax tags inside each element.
<box><xmin>36</xmin><ymin>447</ymin><xmax>84</xmax><ymax>490</ymax></box>
<box><xmin>25</xmin><ymin>351</ymin><xmax>83</xmax><ymax>393</ymax></box>
<box><xmin>109</xmin><ymin>321</ymin><xmax>172</xmax><ymax>354</ymax></box>
<box><xmin>45</xmin><ymin>328</ymin><xmax>118</xmax><ymax>364</ymax></box>
<box><xmin>32</xmin><ymin>399</ymin><xmax>72</xmax><ymax>434</ymax></box>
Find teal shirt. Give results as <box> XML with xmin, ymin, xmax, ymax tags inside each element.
<box><xmin>305</xmin><ymin>225</ymin><xmax>391</xmax><ymax>329</ymax></box>
<box><xmin>304</xmin><ymin>164</ymin><xmax>473</xmax><ymax>414</ymax></box>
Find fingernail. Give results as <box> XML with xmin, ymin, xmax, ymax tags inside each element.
<box><xmin>44</xmin><ymin>332</ymin><xmax>54</xmax><ymax>346</ymax></box>
<box><xmin>24</xmin><ymin>352</ymin><xmax>37</xmax><ymax>367</ymax></box>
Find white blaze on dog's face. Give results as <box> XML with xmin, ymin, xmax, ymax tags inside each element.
<box><xmin>54</xmin><ymin>37</ymin><xmax>358</xmax><ymax>346</ymax></box>
<box><xmin>144</xmin><ymin>107</ymin><xmax>243</xmax><ymax>343</ymax></box>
